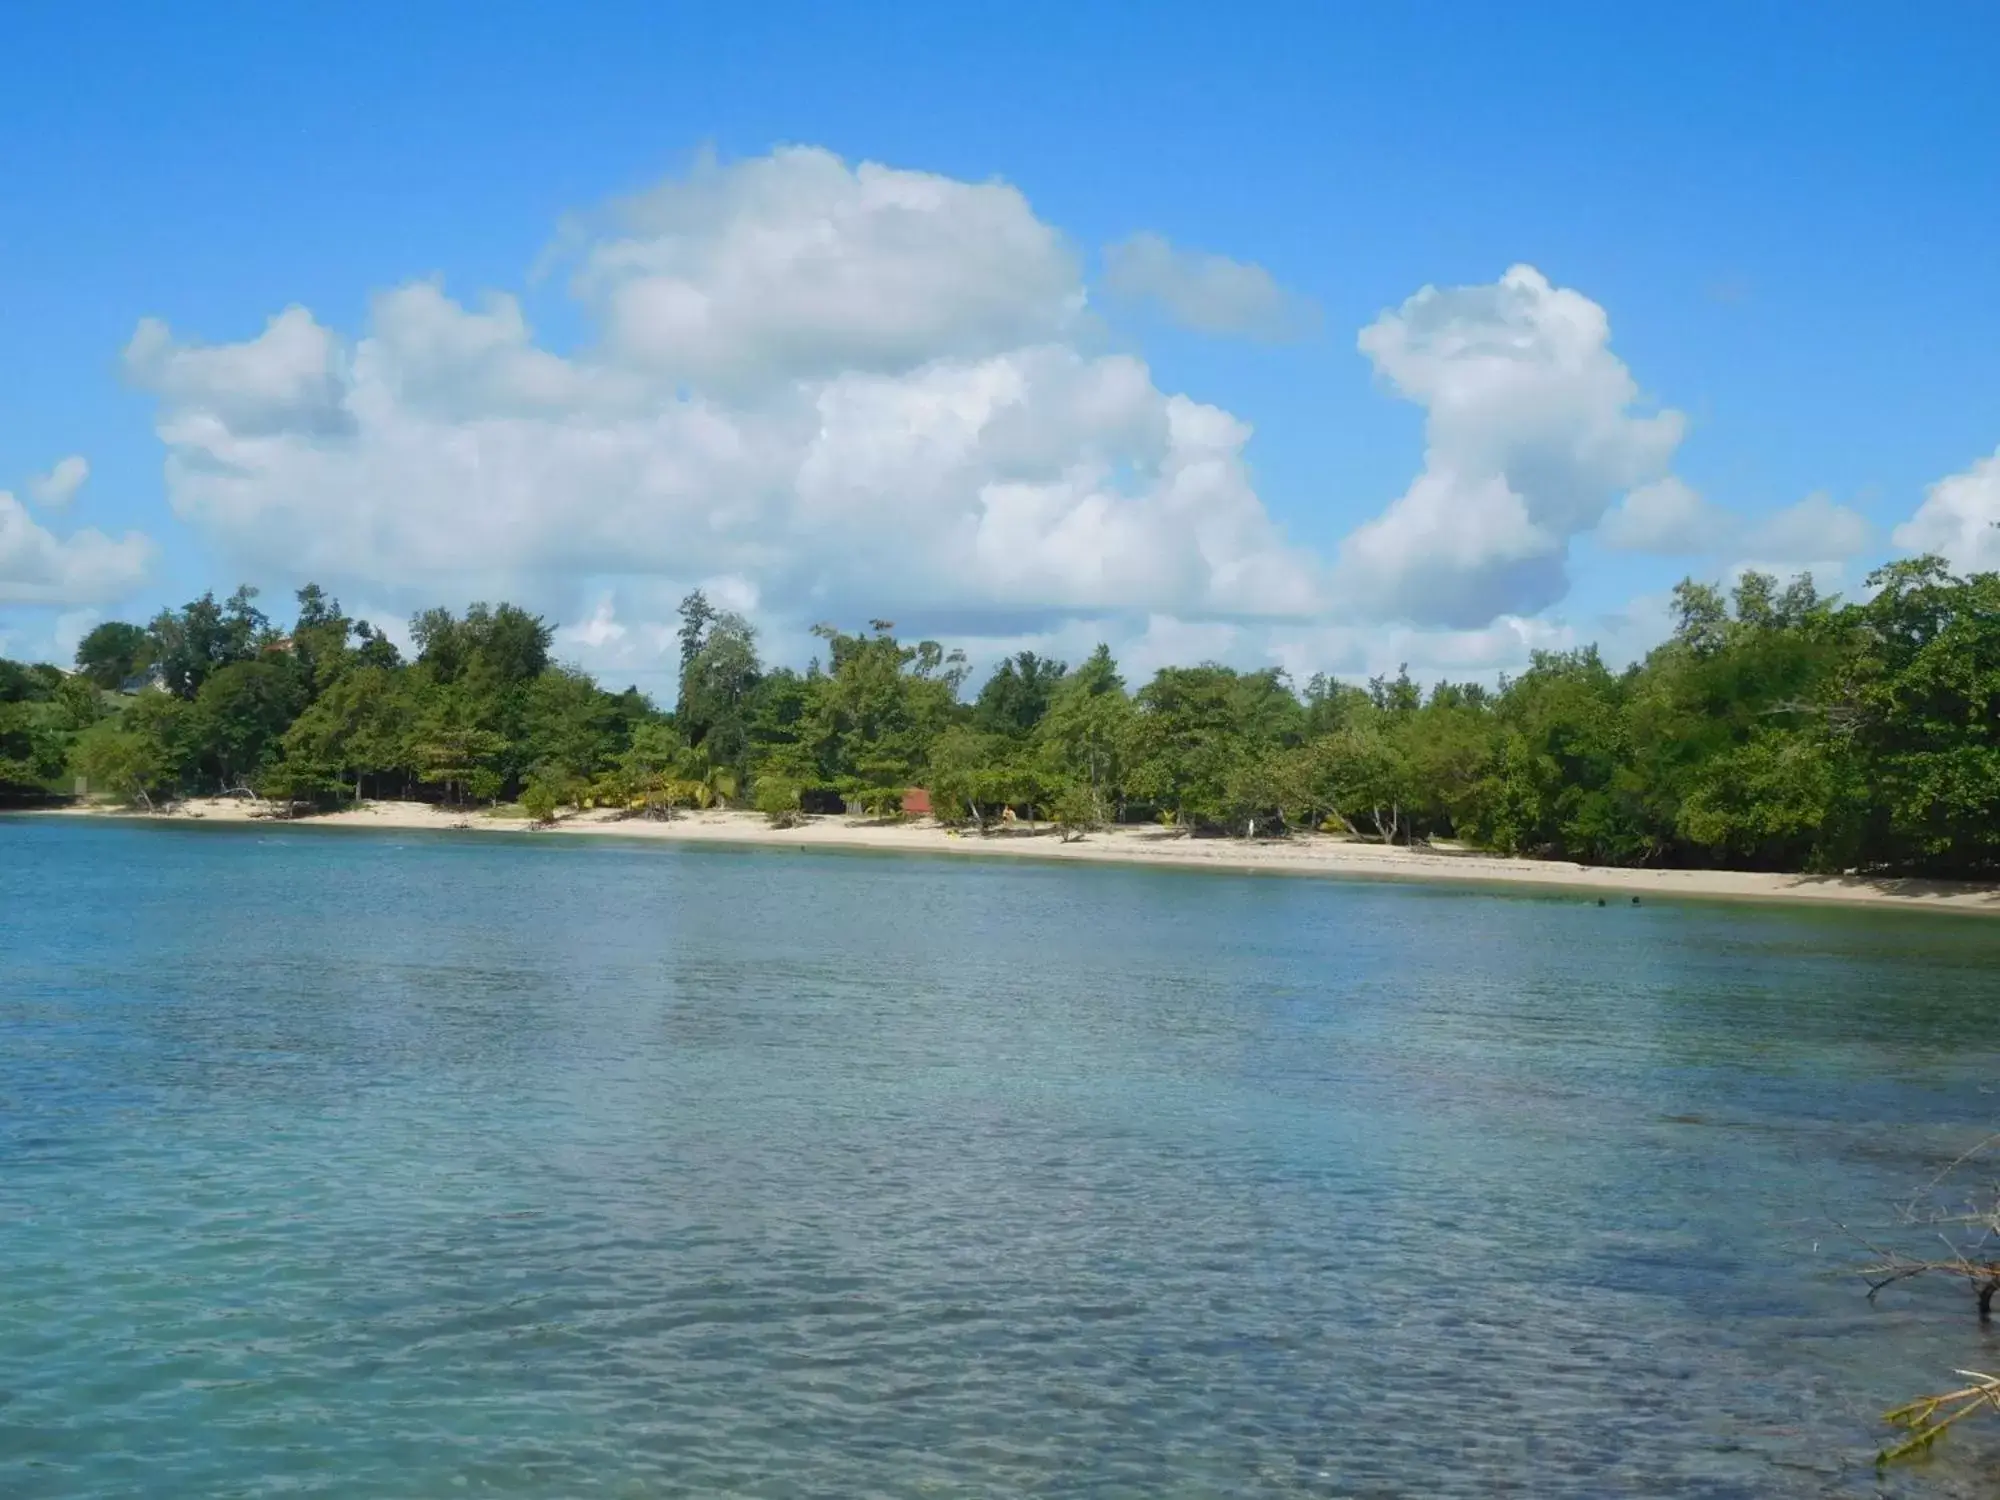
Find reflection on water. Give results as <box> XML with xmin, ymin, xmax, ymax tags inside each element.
<box><xmin>4</xmin><ymin>817</ymin><xmax>2000</xmax><ymax>1496</ymax></box>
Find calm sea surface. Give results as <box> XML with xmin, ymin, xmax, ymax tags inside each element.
<box><xmin>5</xmin><ymin>817</ymin><xmax>2000</xmax><ymax>1496</ymax></box>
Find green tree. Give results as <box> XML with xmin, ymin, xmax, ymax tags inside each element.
<box><xmin>74</xmin><ymin>621</ymin><xmax>152</xmax><ymax>690</ymax></box>
<box><xmin>257</xmin><ymin>757</ymin><xmax>347</xmax><ymax>813</ymax></box>
<box><xmin>742</xmin><ymin>667</ymin><xmax>823</xmax><ymax>788</ymax></box>
<box><xmin>286</xmin><ymin>583</ymin><xmax>357</xmax><ymax>691</ymax></box>
<box><xmin>1405</xmin><ymin>689</ymin><xmax>1499</xmax><ymax>840</ymax></box>
<box><xmin>1841</xmin><ymin>559</ymin><xmax>2000</xmax><ymax>873</ymax></box>
<box><xmin>405</xmin><ymin>602</ymin><xmax>556</xmax><ymax>793</ymax></box>
<box><xmin>413</xmin><ymin>691</ymin><xmax>508</xmax><ymax>806</ymax></box>
<box><xmin>70</xmin><ymin>692</ymin><xmax>189</xmax><ymax>807</ymax></box>
<box><xmin>1127</xmin><ymin>666</ymin><xmax>1282</xmax><ymax>830</ymax></box>
<box><xmin>1037</xmin><ymin>646</ymin><xmax>1134</xmax><ymax>812</ymax></box>
<box><xmin>927</xmin><ymin>724</ymin><xmax>1018</xmax><ymax>828</ymax></box>
<box><xmin>27</xmin><ymin>553</ymin><xmax>2000</xmax><ymax>879</ymax></box>
<box><xmin>0</xmin><ymin>683</ymin><xmax>46</xmax><ymax>792</ymax></box>
<box><xmin>1473</xmin><ymin>649</ymin><xmax>1648</xmax><ymax>863</ymax></box>
<box><xmin>7</xmin><ymin>675</ymin><xmax>115</xmax><ymax>788</ymax></box>
<box><xmin>1302</xmin><ymin>671</ymin><xmax>1371</xmax><ymax>737</ymax></box>
<box><xmin>601</xmin><ymin>719</ymin><xmax>731</xmax><ymax>816</ymax></box>
<box><xmin>677</xmin><ymin>605</ymin><xmax>762</xmax><ymax>766</ymax></box>
<box><xmin>1268</xmin><ymin>719</ymin><xmax>1419</xmax><ymax>841</ymax></box>
<box><xmin>280</xmin><ymin>665</ymin><xmax>411</xmax><ymax>804</ymax></box>
<box><xmin>524</xmin><ymin>666</ymin><xmax>620</xmax><ymax>788</ymax></box>
<box><xmin>352</xmin><ymin>621</ymin><xmax>402</xmax><ymax>670</ymax></box>
<box><xmin>676</xmin><ymin>588</ymin><xmax>718</xmax><ymax>683</ymax></box>
<box><xmin>808</xmin><ymin>621</ymin><xmax>965</xmax><ymax>803</ymax></box>
<box><xmin>687</xmin><ymin>740</ymin><xmax>741</xmax><ymax>807</ymax></box>
<box><xmin>1674</xmin><ymin>728</ymin><xmax>1846</xmax><ymax>864</ymax></box>
<box><xmin>1616</xmin><ymin>571</ymin><xmax>1847</xmax><ymax>867</ymax></box>
<box><xmin>972</xmin><ymin>651</ymin><xmax>1067</xmax><ymax>739</ymax></box>
<box><xmin>149</xmin><ymin>586</ymin><xmax>270</xmax><ymax>700</ymax></box>
<box><xmin>71</xmin><ymin>723</ymin><xmax>168</xmax><ymax>807</ymax></box>
<box><xmin>411</xmin><ymin>601</ymin><xmax>552</xmax><ymax>688</ymax></box>
<box><xmin>191</xmin><ymin>660</ymin><xmax>304</xmax><ymax>788</ymax></box>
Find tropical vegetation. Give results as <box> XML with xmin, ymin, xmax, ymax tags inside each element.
<box><xmin>4</xmin><ymin>555</ymin><xmax>1999</xmax><ymax>876</ymax></box>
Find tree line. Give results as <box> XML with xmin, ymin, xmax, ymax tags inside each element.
<box><xmin>2</xmin><ymin>554</ymin><xmax>1997</xmax><ymax>875</ymax></box>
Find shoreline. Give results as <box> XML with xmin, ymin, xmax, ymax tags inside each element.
<box><xmin>19</xmin><ymin>798</ymin><xmax>2000</xmax><ymax>915</ymax></box>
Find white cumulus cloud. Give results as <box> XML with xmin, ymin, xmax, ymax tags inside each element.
<box><xmin>0</xmin><ymin>489</ymin><xmax>152</xmax><ymax>606</ymax></box>
<box><xmin>1599</xmin><ymin>481</ymin><xmax>1871</xmax><ymax>571</ymax></box>
<box><xmin>1102</xmin><ymin>231</ymin><xmax>1318</xmax><ymax>341</ymax></box>
<box><xmin>27</xmin><ymin>456</ymin><xmax>90</xmax><ymax>509</ymax></box>
<box><xmin>1336</xmin><ymin>265</ymin><xmax>1686</xmax><ymax>627</ymax></box>
<box><xmin>1741</xmin><ymin>491</ymin><xmax>1871</xmax><ymax>565</ymax></box>
<box><xmin>579</xmin><ymin>146</ymin><xmax>1085</xmax><ymax>385</ymax></box>
<box><xmin>127</xmin><ymin>305</ymin><xmax>350</xmax><ymax>436</ymax></box>
<box><xmin>121</xmin><ymin>155</ymin><xmax>1724</xmax><ymax>677</ymax></box>
<box><xmin>1267</xmin><ymin>613</ymin><xmax>1580</xmax><ymax>685</ymax></box>
<box><xmin>125</xmin><ymin>147</ymin><xmax>1327</xmax><ymax>640</ymax></box>
<box><xmin>1893</xmin><ymin>448</ymin><xmax>2000</xmax><ymax>572</ymax></box>
<box><xmin>1598</xmin><ymin>477</ymin><xmax>1724</xmax><ymax>554</ymax></box>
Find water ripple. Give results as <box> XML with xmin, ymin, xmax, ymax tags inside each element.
<box><xmin>4</xmin><ymin>817</ymin><xmax>2000</xmax><ymax>1495</ymax></box>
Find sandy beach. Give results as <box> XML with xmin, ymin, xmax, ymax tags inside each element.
<box><xmin>23</xmin><ymin>796</ymin><xmax>2000</xmax><ymax>915</ymax></box>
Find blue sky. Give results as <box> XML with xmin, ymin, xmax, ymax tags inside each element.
<box><xmin>4</xmin><ymin>2</ymin><xmax>1997</xmax><ymax>692</ymax></box>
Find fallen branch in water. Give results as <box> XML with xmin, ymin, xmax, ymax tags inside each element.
<box><xmin>1856</xmin><ymin>1134</ymin><xmax>2000</xmax><ymax>1465</ymax></box>
<box><xmin>1861</xmin><ymin>1250</ymin><xmax>2000</xmax><ymax>1319</ymax></box>
<box><xmin>1880</xmin><ymin>1371</ymin><xmax>2000</xmax><ymax>1466</ymax></box>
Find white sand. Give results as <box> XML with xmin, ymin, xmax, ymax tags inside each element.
<box><xmin>31</xmin><ymin>797</ymin><xmax>2000</xmax><ymax>915</ymax></box>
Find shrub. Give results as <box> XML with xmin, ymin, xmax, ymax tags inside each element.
<box><xmin>1051</xmin><ymin>783</ymin><xmax>1104</xmax><ymax>843</ymax></box>
<box><xmin>521</xmin><ymin>778</ymin><xmax>562</xmax><ymax>826</ymax></box>
<box><xmin>755</xmin><ymin>776</ymin><xmax>804</xmax><ymax>829</ymax></box>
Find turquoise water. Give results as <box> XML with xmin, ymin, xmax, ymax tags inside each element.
<box><xmin>4</xmin><ymin>819</ymin><xmax>2000</xmax><ymax>1496</ymax></box>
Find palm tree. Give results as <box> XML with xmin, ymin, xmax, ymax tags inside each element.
<box><xmin>678</xmin><ymin>740</ymin><xmax>739</xmax><ymax>809</ymax></box>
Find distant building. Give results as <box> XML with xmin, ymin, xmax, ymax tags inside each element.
<box><xmin>901</xmin><ymin>787</ymin><xmax>932</xmax><ymax>817</ymax></box>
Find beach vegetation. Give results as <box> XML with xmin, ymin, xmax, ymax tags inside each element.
<box><xmin>6</xmin><ymin>553</ymin><xmax>1998</xmax><ymax>876</ymax></box>
<box><xmin>520</xmin><ymin>777</ymin><xmax>562</xmax><ymax>826</ymax></box>
<box><xmin>754</xmin><ymin>775</ymin><xmax>804</xmax><ymax>828</ymax></box>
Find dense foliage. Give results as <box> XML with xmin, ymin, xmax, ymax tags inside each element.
<box><xmin>5</xmin><ymin>556</ymin><xmax>1999</xmax><ymax>875</ymax></box>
